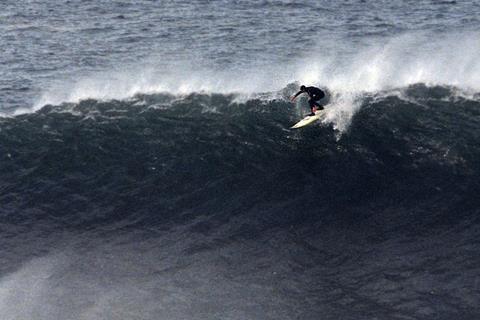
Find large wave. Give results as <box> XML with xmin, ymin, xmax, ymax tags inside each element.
<box><xmin>20</xmin><ymin>30</ymin><xmax>478</xmax><ymax>138</ymax></box>
<box><xmin>1</xmin><ymin>84</ymin><xmax>480</xmax><ymax>320</ymax></box>
<box><xmin>2</xmin><ymin>84</ymin><xmax>479</xmax><ymax>229</ymax></box>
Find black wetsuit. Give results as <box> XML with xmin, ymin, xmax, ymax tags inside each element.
<box><xmin>293</xmin><ymin>86</ymin><xmax>325</xmax><ymax>110</ymax></box>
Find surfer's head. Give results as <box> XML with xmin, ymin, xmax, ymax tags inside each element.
<box><xmin>300</xmin><ymin>85</ymin><xmax>306</xmax><ymax>91</ymax></box>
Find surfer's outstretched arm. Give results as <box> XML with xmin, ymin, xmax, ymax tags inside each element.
<box><xmin>290</xmin><ymin>91</ymin><xmax>303</xmax><ymax>102</ymax></box>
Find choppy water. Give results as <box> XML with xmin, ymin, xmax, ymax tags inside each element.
<box><xmin>1</xmin><ymin>1</ymin><xmax>480</xmax><ymax>319</ymax></box>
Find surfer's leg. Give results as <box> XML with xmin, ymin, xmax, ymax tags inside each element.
<box><xmin>313</xmin><ymin>100</ymin><xmax>323</xmax><ymax>110</ymax></box>
<box><xmin>308</xmin><ymin>99</ymin><xmax>316</xmax><ymax>115</ymax></box>
<box><xmin>309</xmin><ymin>99</ymin><xmax>323</xmax><ymax>115</ymax></box>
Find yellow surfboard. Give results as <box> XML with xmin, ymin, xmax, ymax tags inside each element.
<box><xmin>290</xmin><ymin>110</ymin><xmax>324</xmax><ymax>129</ymax></box>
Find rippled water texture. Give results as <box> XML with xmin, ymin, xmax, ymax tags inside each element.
<box><xmin>1</xmin><ymin>1</ymin><xmax>480</xmax><ymax>319</ymax></box>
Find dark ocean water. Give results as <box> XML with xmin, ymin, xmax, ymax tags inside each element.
<box><xmin>1</xmin><ymin>1</ymin><xmax>480</xmax><ymax>319</ymax></box>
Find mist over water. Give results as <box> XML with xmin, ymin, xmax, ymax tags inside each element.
<box><xmin>27</xmin><ymin>30</ymin><xmax>480</xmax><ymax>134</ymax></box>
<box><xmin>34</xmin><ymin>31</ymin><xmax>480</xmax><ymax>105</ymax></box>
<box><xmin>1</xmin><ymin>1</ymin><xmax>480</xmax><ymax>319</ymax></box>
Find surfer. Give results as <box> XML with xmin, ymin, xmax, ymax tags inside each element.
<box><xmin>290</xmin><ymin>85</ymin><xmax>325</xmax><ymax>116</ymax></box>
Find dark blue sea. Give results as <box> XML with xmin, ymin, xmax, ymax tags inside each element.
<box><xmin>1</xmin><ymin>1</ymin><xmax>480</xmax><ymax>319</ymax></box>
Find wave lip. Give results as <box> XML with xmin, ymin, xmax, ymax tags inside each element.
<box><xmin>30</xmin><ymin>31</ymin><xmax>480</xmax><ymax>112</ymax></box>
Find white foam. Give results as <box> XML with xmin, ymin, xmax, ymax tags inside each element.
<box><xmin>31</xmin><ymin>31</ymin><xmax>480</xmax><ymax>131</ymax></box>
<box><xmin>36</xmin><ymin>31</ymin><xmax>480</xmax><ymax>105</ymax></box>
<box><xmin>297</xmin><ymin>31</ymin><xmax>480</xmax><ymax>131</ymax></box>
<box><xmin>299</xmin><ymin>31</ymin><xmax>479</xmax><ymax>92</ymax></box>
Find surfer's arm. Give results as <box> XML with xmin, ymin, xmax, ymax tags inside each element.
<box><xmin>290</xmin><ymin>91</ymin><xmax>303</xmax><ymax>102</ymax></box>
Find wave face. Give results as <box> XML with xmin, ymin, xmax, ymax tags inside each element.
<box><xmin>1</xmin><ymin>85</ymin><xmax>480</xmax><ymax>319</ymax></box>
